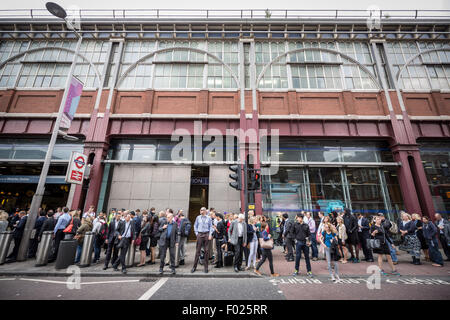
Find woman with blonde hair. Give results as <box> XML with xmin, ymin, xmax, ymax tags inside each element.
<box><xmin>0</xmin><ymin>210</ymin><xmax>9</xmax><ymax>232</ymax></box>
<box><xmin>399</xmin><ymin>212</ymin><xmax>422</xmax><ymax>265</ymax></box>
<box><xmin>370</xmin><ymin>215</ymin><xmax>400</xmax><ymax>276</ymax></box>
<box><xmin>336</xmin><ymin>216</ymin><xmax>349</xmax><ymax>263</ymax></box>
<box><xmin>320</xmin><ymin>223</ymin><xmax>341</xmax><ymax>282</ymax></box>
<box><xmin>246</xmin><ymin>217</ymin><xmax>259</xmax><ymax>270</ymax></box>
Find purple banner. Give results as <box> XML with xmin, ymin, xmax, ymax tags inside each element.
<box><xmin>63</xmin><ymin>76</ymin><xmax>83</xmax><ymax>121</ymax></box>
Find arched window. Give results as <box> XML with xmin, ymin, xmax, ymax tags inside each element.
<box><xmin>386</xmin><ymin>41</ymin><xmax>450</xmax><ymax>90</ymax></box>
<box><xmin>256</xmin><ymin>41</ymin><xmax>379</xmax><ymax>90</ymax></box>
<box><xmin>0</xmin><ymin>40</ymin><xmax>107</xmax><ymax>89</ymax></box>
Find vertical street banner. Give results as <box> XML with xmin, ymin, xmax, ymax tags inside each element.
<box><xmin>65</xmin><ymin>151</ymin><xmax>88</xmax><ymax>185</ymax></box>
<box><xmin>60</xmin><ymin>76</ymin><xmax>83</xmax><ymax>130</ymax></box>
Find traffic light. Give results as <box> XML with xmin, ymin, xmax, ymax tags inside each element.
<box><xmin>248</xmin><ymin>169</ymin><xmax>261</xmax><ymax>191</ymax></box>
<box><xmin>229</xmin><ymin>164</ymin><xmax>242</xmax><ymax>190</ymax></box>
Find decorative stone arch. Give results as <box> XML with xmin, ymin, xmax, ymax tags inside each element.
<box><xmin>255</xmin><ymin>47</ymin><xmax>382</xmax><ymax>90</ymax></box>
<box><xmin>396</xmin><ymin>48</ymin><xmax>450</xmax><ymax>84</ymax></box>
<box><xmin>116</xmin><ymin>46</ymin><xmax>240</xmax><ymax>88</ymax></box>
<box><xmin>0</xmin><ymin>46</ymin><xmax>103</xmax><ymax>84</ymax></box>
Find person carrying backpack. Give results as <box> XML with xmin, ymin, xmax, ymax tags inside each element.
<box><xmin>92</xmin><ymin>216</ymin><xmax>107</xmax><ymax>263</ymax></box>
<box><xmin>177</xmin><ymin>211</ymin><xmax>191</xmax><ymax>267</ymax></box>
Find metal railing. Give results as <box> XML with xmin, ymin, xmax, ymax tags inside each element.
<box><xmin>0</xmin><ymin>9</ymin><xmax>448</xmax><ymax>20</ymax></box>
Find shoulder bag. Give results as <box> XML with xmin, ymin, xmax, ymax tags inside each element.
<box><xmin>366</xmin><ymin>226</ymin><xmax>384</xmax><ymax>250</ymax></box>
<box><xmin>63</xmin><ymin>218</ymin><xmax>74</xmax><ymax>233</ymax></box>
<box><xmin>259</xmin><ymin>233</ymin><xmax>274</xmax><ymax>249</ymax></box>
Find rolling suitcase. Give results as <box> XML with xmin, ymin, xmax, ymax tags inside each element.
<box><xmin>223</xmin><ymin>244</ymin><xmax>234</xmax><ymax>267</ymax></box>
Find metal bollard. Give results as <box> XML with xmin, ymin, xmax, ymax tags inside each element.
<box><xmin>54</xmin><ymin>239</ymin><xmax>78</xmax><ymax>270</ymax></box>
<box><xmin>79</xmin><ymin>232</ymin><xmax>95</xmax><ymax>267</ymax></box>
<box><xmin>35</xmin><ymin>231</ymin><xmax>53</xmax><ymax>267</ymax></box>
<box><xmin>125</xmin><ymin>241</ymin><xmax>136</xmax><ymax>268</ymax></box>
<box><xmin>0</xmin><ymin>231</ymin><xmax>13</xmax><ymax>265</ymax></box>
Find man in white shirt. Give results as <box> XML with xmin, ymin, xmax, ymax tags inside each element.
<box><xmin>83</xmin><ymin>205</ymin><xmax>96</xmax><ymax>219</ymax></box>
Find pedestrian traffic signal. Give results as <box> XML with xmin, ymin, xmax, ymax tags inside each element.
<box><xmin>248</xmin><ymin>170</ymin><xmax>261</xmax><ymax>191</ymax></box>
<box><xmin>229</xmin><ymin>164</ymin><xmax>242</xmax><ymax>190</ymax></box>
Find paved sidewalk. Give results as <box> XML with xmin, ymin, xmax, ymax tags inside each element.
<box><xmin>258</xmin><ymin>245</ymin><xmax>450</xmax><ymax>278</ymax></box>
<box><xmin>0</xmin><ymin>242</ymin><xmax>449</xmax><ymax>278</ymax></box>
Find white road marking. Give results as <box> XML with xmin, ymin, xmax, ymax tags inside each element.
<box><xmin>20</xmin><ymin>278</ymin><xmax>68</xmax><ymax>284</ymax></box>
<box><xmin>0</xmin><ymin>278</ymin><xmax>16</xmax><ymax>281</ymax></box>
<box><xmin>138</xmin><ymin>277</ymin><xmax>168</xmax><ymax>300</ymax></box>
<box><xmin>80</xmin><ymin>280</ymin><xmax>141</xmax><ymax>285</ymax></box>
<box><xmin>19</xmin><ymin>278</ymin><xmax>141</xmax><ymax>286</ymax></box>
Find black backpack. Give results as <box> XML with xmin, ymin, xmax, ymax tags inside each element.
<box><xmin>97</xmin><ymin>222</ymin><xmax>107</xmax><ymax>242</ymax></box>
<box><xmin>183</xmin><ymin>220</ymin><xmax>192</xmax><ymax>237</ymax></box>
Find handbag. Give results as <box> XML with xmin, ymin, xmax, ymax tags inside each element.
<box><xmin>63</xmin><ymin>218</ymin><xmax>74</xmax><ymax>233</ymax></box>
<box><xmin>259</xmin><ymin>237</ymin><xmax>274</xmax><ymax>249</ymax></box>
<box><xmin>135</xmin><ymin>234</ymin><xmax>142</xmax><ymax>246</ymax></box>
<box><xmin>366</xmin><ymin>238</ymin><xmax>381</xmax><ymax>250</ymax></box>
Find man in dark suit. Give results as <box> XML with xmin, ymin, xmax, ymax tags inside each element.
<box><xmin>112</xmin><ymin>212</ymin><xmax>136</xmax><ymax>274</ymax></box>
<box><xmin>38</xmin><ymin>210</ymin><xmax>56</xmax><ymax>241</ymax></box>
<box><xmin>27</xmin><ymin>210</ymin><xmax>47</xmax><ymax>258</ymax></box>
<box><xmin>158</xmin><ymin>212</ymin><xmax>178</xmax><ymax>275</ymax></box>
<box><xmin>6</xmin><ymin>210</ymin><xmax>27</xmax><ymax>262</ymax></box>
<box><xmin>213</xmin><ymin>213</ymin><xmax>226</xmax><ymax>268</ymax></box>
<box><xmin>103</xmin><ymin>212</ymin><xmax>122</xmax><ymax>270</ymax></box>
<box><xmin>343</xmin><ymin>208</ymin><xmax>359</xmax><ymax>263</ymax></box>
<box><xmin>356</xmin><ymin>212</ymin><xmax>374</xmax><ymax>262</ymax></box>
<box><xmin>283</xmin><ymin>213</ymin><xmax>295</xmax><ymax>261</ymax></box>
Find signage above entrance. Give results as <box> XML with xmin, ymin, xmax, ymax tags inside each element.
<box><xmin>65</xmin><ymin>151</ymin><xmax>88</xmax><ymax>184</ymax></box>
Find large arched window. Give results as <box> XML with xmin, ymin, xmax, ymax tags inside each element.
<box><xmin>0</xmin><ymin>40</ymin><xmax>107</xmax><ymax>89</ymax></box>
<box><xmin>118</xmin><ymin>40</ymin><xmax>239</xmax><ymax>90</ymax></box>
<box><xmin>257</xmin><ymin>41</ymin><xmax>380</xmax><ymax>90</ymax></box>
<box><xmin>386</xmin><ymin>41</ymin><xmax>450</xmax><ymax>90</ymax></box>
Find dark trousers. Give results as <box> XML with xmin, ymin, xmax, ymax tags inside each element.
<box><xmin>49</xmin><ymin>230</ymin><xmax>65</xmax><ymax>261</ymax></box>
<box><xmin>215</xmin><ymin>238</ymin><xmax>223</xmax><ymax>266</ymax></box>
<box><xmin>113</xmin><ymin>238</ymin><xmax>131</xmax><ymax>270</ymax></box>
<box><xmin>310</xmin><ymin>232</ymin><xmax>318</xmax><ymax>258</ymax></box>
<box><xmin>159</xmin><ymin>239</ymin><xmax>176</xmax><ymax>270</ymax></box>
<box><xmin>358</xmin><ymin>231</ymin><xmax>373</xmax><ymax>260</ymax></box>
<box><xmin>439</xmin><ymin>234</ymin><xmax>450</xmax><ymax>260</ymax></box>
<box><xmin>257</xmin><ymin>241</ymin><xmax>261</xmax><ymax>259</ymax></box>
<box><xmin>295</xmin><ymin>241</ymin><xmax>311</xmax><ymax>272</ymax></box>
<box><xmin>234</xmin><ymin>237</ymin><xmax>244</xmax><ymax>269</ymax></box>
<box><xmin>104</xmin><ymin>238</ymin><xmax>119</xmax><ymax>267</ymax></box>
<box><xmin>193</xmin><ymin>232</ymin><xmax>210</xmax><ymax>269</ymax></box>
<box><xmin>285</xmin><ymin>237</ymin><xmax>294</xmax><ymax>259</ymax></box>
<box><xmin>427</xmin><ymin>238</ymin><xmax>444</xmax><ymax>265</ymax></box>
<box><xmin>93</xmin><ymin>237</ymin><xmax>102</xmax><ymax>262</ymax></box>
<box><xmin>28</xmin><ymin>237</ymin><xmax>39</xmax><ymax>258</ymax></box>
<box><xmin>244</xmin><ymin>245</ymin><xmax>250</xmax><ymax>263</ymax></box>
<box><xmin>7</xmin><ymin>237</ymin><xmax>21</xmax><ymax>260</ymax></box>
<box><xmin>256</xmin><ymin>248</ymin><xmax>274</xmax><ymax>274</ymax></box>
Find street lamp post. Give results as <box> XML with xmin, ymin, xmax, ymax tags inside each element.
<box><xmin>16</xmin><ymin>2</ymin><xmax>83</xmax><ymax>261</ymax></box>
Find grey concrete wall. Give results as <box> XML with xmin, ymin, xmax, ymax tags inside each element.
<box><xmin>208</xmin><ymin>165</ymin><xmax>241</xmax><ymax>214</ymax></box>
<box><xmin>107</xmin><ymin>164</ymin><xmax>191</xmax><ymax>213</ymax></box>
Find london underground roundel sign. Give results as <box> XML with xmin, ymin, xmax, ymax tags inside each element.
<box><xmin>65</xmin><ymin>151</ymin><xmax>88</xmax><ymax>185</ymax></box>
<box><xmin>74</xmin><ymin>156</ymin><xmax>85</xmax><ymax>169</ymax></box>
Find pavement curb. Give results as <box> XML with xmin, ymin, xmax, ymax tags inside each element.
<box><xmin>1</xmin><ymin>271</ymin><xmax>448</xmax><ymax>279</ymax></box>
<box><xmin>0</xmin><ymin>271</ymin><xmax>260</xmax><ymax>278</ymax></box>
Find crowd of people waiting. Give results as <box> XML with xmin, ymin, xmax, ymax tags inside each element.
<box><xmin>0</xmin><ymin>205</ymin><xmax>449</xmax><ymax>281</ymax></box>
<box><xmin>274</xmin><ymin>208</ymin><xmax>450</xmax><ymax>281</ymax></box>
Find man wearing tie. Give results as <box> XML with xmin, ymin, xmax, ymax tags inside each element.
<box><xmin>103</xmin><ymin>212</ymin><xmax>122</xmax><ymax>270</ymax></box>
<box><xmin>113</xmin><ymin>213</ymin><xmax>136</xmax><ymax>274</ymax></box>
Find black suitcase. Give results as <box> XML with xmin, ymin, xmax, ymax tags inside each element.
<box><xmin>224</xmin><ymin>251</ymin><xmax>234</xmax><ymax>267</ymax></box>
